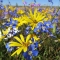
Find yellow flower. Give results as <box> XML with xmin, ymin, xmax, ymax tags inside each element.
<box><xmin>9</xmin><ymin>34</ymin><xmax>31</xmax><ymax>56</ymax></box>
<box><xmin>0</xmin><ymin>27</ymin><xmax>10</xmax><ymax>41</ymax></box>
<box><xmin>29</xmin><ymin>34</ymin><xmax>40</xmax><ymax>43</ymax></box>
<box><xmin>17</xmin><ymin>10</ymin><xmax>25</xmax><ymax>14</ymax></box>
<box><xmin>2</xmin><ymin>27</ymin><xmax>10</xmax><ymax>35</ymax></box>
<box><xmin>8</xmin><ymin>6</ymin><xmax>16</xmax><ymax>11</ymax></box>
<box><xmin>25</xmin><ymin>9</ymin><xmax>47</xmax><ymax>30</ymax></box>
<box><xmin>47</xmin><ymin>14</ymin><xmax>52</xmax><ymax>20</ymax></box>
<box><xmin>13</xmin><ymin>15</ymin><xmax>28</xmax><ymax>27</ymax></box>
<box><xmin>31</xmin><ymin>34</ymin><xmax>40</xmax><ymax>42</ymax></box>
<box><xmin>33</xmin><ymin>35</ymin><xmax>40</xmax><ymax>41</ymax></box>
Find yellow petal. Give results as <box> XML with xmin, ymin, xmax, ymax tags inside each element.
<box><xmin>14</xmin><ymin>36</ymin><xmax>22</xmax><ymax>44</ymax></box>
<box><xmin>11</xmin><ymin>50</ymin><xmax>17</xmax><ymax>56</ymax></box>
<box><xmin>34</xmin><ymin>9</ymin><xmax>37</xmax><ymax>18</ymax></box>
<box><xmin>33</xmin><ymin>36</ymin><xmax>40</xmax><ymax>41</ymax></box>
<box><xmin>23</xmin><ymin>47</ymin><xmax>27</xmax><ymax>52</ymax></box>
<box><xmin>29</xmin><ymin>10</ymin><xmax>33</xmax><ymax>18</ymax></box>
<box><xmin>11</xmin><ymin>47</ymin><xmax>23</xmax><ymax>56</ymax></box>
<box><xmin>18</xmin><ymin>21</ymin><xmax>28</xmax><ymax>27</ymax></box>
<box><xmin>20</xmin><ymin>34</ymin><xmax>24</xmax><ymax>42</ymax></box>
<box><xmin>26</xmin><ymin>34</ymin><xmax>31</xmax><ymax>43</ymax></box>
<box><xmin>2</xmin><ymin>28</ymin><xmax>9</xmax><ymax>35</ymax></box>
<box><xmin>9</xmin><ymin>42</ymin><xmax>22</xmax><ymax>47</ymax></box>
<box><xmin>17</xmin><ymin>47</ymin><xmax>23</xmax><ymax>55</ymax></box>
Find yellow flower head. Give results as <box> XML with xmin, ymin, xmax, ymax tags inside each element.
<box><xmin>8</xmin><ymin>6</ymin><xmax>16</xmax><ymax>11</ymax></box>
<box><xmin>26</xmin><ymin>9</ymin><xmax>48</xmax><ymax>30</ymax></box>
<box><xmin>2</xmin><ymin>27</ymin><xmax>10</xmax><ymax>35</ymax></box>
<box><xmin>17</xmin><ymin>10</ymin><xmax>25</xmax><ymax>14</ymax></box>
<box><xmin>46</xmin><ymin>13</ymin><xmax>52</xmax><ymax>20</ymax></box>
<box><xmin>0</xmin><ymin>27</ymin><xmax>10</xmax><ymax>42</ymax></box>
<box><xmin>9</xmin><ymin>34</ymin><xmax>31</xmax><ymax>56</ymax></box>
<box><xmin>13</xmin><ymin>15</ymin><xmax>29</xmax><ymax>27</ymax></box>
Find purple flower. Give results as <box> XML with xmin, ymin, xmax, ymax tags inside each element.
<box><xmin>36</xmin><ymin>4</ymin><xmax>40</xmax><ymax>7</ymax></box>
<box><xmin>38</xmin><ymin>8</ymin><xmax>42</xmax><ymax>12</ymax></box>
<box><xmin>57</xmin><ymin>9</ymin><xmax>60</xmax><ymax>15</ymax></box>
<box><xmin>23</xmin><ymin>1</ymin><xmax>27</xmax><ymax>5</ymax></box>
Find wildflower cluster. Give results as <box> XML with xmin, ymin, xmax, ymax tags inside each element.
<box><xmin>0</xmin><ymin>0</ymin><xmax>60</xmax><ymax>60</ymax></box>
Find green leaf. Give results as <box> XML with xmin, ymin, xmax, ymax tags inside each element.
<box><xmin>52</xmin><ymin>23</ymin><xmax>56</xmax><ymax>34</ymax></box>
<box><xmin>0</xmin><ymin>58</ymin><xmax>2</xmax><ymax>60</ymax></box>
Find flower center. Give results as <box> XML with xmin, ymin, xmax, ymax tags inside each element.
<box><xmin>33</xmin><ymin>20</ymin><xmax>37</xmax><ymax>23</ymax></box>
<box><xmin>28</xmin><ymin>51</ymin><xmax>32</xmax><ymax>55</ymax></box>
<box><xmin>22</xmin><ymin>42</ymin><xmax>29</xmax><ymax>47</ymax></box>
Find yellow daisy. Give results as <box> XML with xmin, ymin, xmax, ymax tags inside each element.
<box><xmin>17</xmin><ymin>10</ymin><xmax>25</xmax><ymax>14</ymax></box>
<box><xmin>13</xmin><ymin>15</ymin><xmax>28</xmax><ymax>27</ymax></box>
<box><xmin>25</xmin><ymin>9</ymin><xmax>48</xmax><ymax>30</ymax></box>
<box><xmin>9</xmin><ymin>34</ymin><xmax>31</xmax><ymax>56</ymax></box>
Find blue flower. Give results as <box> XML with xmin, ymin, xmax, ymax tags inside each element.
<box><xmin>34</xmin><ymin>23</ymin><xmax>48</xmax><ymax>33</ymax></box>
<box><xmin>10</xmin><ymin>18</ymin><xmax>17</xmax><ymax>28</ymax></box>
<box><xmin>7</xmin><ymin>28</ymin><xmax>19</xmax><ymax>38</ymax></box>
<box><xmin>34</xmin><ymin>23</ymin><xmax>42</xmax><ymax>34</ymax></box>
<box><xmin>41</xmin><ymin>25</ymin><xmax>49</xmax><ymax>33</ymax></box>
<box><xmin>44</xmin><ymin>21</ymin><xmax>53</xmax><ymax>29</ymax></box>
<box><xmin>12</xmin><ymin>9</ymin><xmax>18</xmax><ymax>17</ymax></box>
<box><xmin>34</xmin><ymin>28</ymin><xmax>40</xmax><ymax>34</ymax></box>
<box><xmin>34</xmin><ymin>21</ymin><xmax>53</xmax><ymax>33</ymax></box>
<box><xmin>48</xmin><ymin>32</ymin><xmax>56</xmax><ymax>38</ymax></box>
<box><xmin>5</xmin><ymin>42</ymin><xmax>14</xmax><ymax>52</ymax></box>
<box><xmin>57</xmin><ymin>10</ymin><xmax>60</xmax><ymax>15</ymax></box>
<box><xmin>4</xmin><ymin>18</ymin><xmax>17</xmax><ymax>28</ymax></box>
<box><xmin>8</xmin><ymin>10</ymin><xmax>12</xmax><ymax>15</ymax></box>
<box><xmin>0</xmin><ymin>5</ymin><xmax>4</xmax><ymax>10</ymax></box>
<box><xmin>51</xmin><ymin>12</ymin><xmax>56</xmax><ymax>16</ymax></box>
<box><xmin>31</xmin><ymin>38</ymin><xmax>39</xmax><ymax>48</ymax></box>
<box><xmin>29</xmin><ymin>44</ymin><xmax>35</xmax><ymax>51</ymax></box>
<box><xmin>23</xmin><ymin>52</ymin><xmax>32</xmax><ymax>60</ymax></box>
<box><xmin>40</xmin><ymin>21</ymin><xmax>54</xmax><ymax>33</ymax></box>
<box><xmin>52</xmin><ymin>18</ymin><xmax>58</xmax><ymax>23</ymax></box>
<box><xmin>4</xmin><ymin>21</ymin><xmax>11</xmax><ymax>26</ymax></box>
<box><xmin>31</xmin><ymin>38</ymin><xmax>34</xmax><ymax>42</ymax></box>
<box><xmin>25</xmin><ymin>26</ymin><xmax>31</xmax><ymax>35</ymax></box>
<box><xmin>38</xmin><ymin>8</ymin><xmax>42</xmax><ymax>12</ymax></box>
<box><xmin>56</xmin><ymin>27</ymin><xmax>60</xmax><ymax>34</ymax></box>
<box><xmin>26</xmin><ymin>26</ymin><xmax>31</xmax><ymax>30</ymax></box>
<box><xmin>25</xmin><ymin>30</ymin><xmax>30</xmax><ymax>35</ymax></box>
<box><xmin>23</xmin><ymin>44</ymin><xmax>38</xmax><ymax>60</ymax></box>
<box><xmin>34</xmin><ymin>42</ymin><xmax>38</xmax><ymax>48</ymax></box>
<box><xmin>8</xmin><ymin>9</ymin><xmax>18</xmax><ymax>17</ymax></box>
<box><xmin>29</xmin><ymin>44</ymin><xmax>38</xmax><ymax>56</ymax></box>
